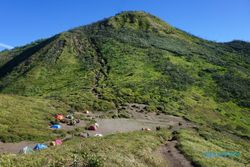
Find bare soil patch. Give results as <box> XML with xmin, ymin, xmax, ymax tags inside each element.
<box><xmin>0</xmin><ymin>141</ymin><xmax>36</xmax><ymax>154</ymax></box>
<box><xmin>157</xmin><ymin>139</ymin><xmax>193</xmax><ymax>167</ymax></box>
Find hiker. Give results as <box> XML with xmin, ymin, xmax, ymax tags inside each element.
<box><xmin>50</xmin><ymin>120</ymin><xmax>59</xmax><ymax>125</ymax></box>
<box><xmin>68</xmin><ymin>119</ymin><xmax>77</xmax><ymax>126</ymax></box>
<box><xmin>76</xmin><ymin>119</ymin><xmax>80</xmax><ymax>124</ymax></box>
<box><xmin>66</xmin><ymin>114</ymin><xmax>74</xmax><ymax>120</ymax></box>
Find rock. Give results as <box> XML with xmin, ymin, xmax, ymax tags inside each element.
<box><xmin>79</xmin><ymin>133</ymin><xmax>89</xmax><ymax>138</ymax></box>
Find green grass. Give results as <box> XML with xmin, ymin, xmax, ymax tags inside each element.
<box><xmin>0</xmin><ymin>94</ymin><xmax>68</xmax><ymax>142</ymax></box>
<box><xmin>179</xmin><ymin>86</ymin><xmax>250</xmax><ymax>138</ymax></box>
<box><xmin>177</xmin><ymin>128</ymin><xmax>250</xmax><ymax>167</ymax></box>
<box><xmin>106</xmin><ymin>11</ymin><xmax>175</xmax><ymax>35</ymax></box>
<box><xmin>0</xmin><ymin>130</ymin><xmax>171</xmax><ymax>167</ymax></box>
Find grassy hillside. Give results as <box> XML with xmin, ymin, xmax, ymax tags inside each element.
<box><xmin>0</xmin><ymin>130</ymin><xmax>171</xmax><ymax>167</ymax></box>
<box><xmin>0</xmin><ymin>128</ymin><xmax>249</xmax><ymax>167</ymax></box>
<box><xmin>0</xmin><ymin>11</ymin><xmax>249</xmax><ymax>167</ymax></box>
<box><xmin>0</xmin><ymin>94</ymin><xmax>68</xmax><ymax>142</ymax></box>
<box><xmin>178</xmin><ymin>128</ymin><xmax>250</xmax><ymax>167</ymax></box>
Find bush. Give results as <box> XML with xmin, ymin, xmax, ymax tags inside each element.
<box><xmin>213</xmin><ymin>70</ymin><xmax>250</xmax><ymax>107</ymax></box>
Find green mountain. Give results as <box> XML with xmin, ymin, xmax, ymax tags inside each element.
<box><xmin>0</xmin><ymin>11</ymin><xmax>249</xmax><ymax>166</ymax></box>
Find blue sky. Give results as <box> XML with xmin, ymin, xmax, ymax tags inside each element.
<box><xmin>0</xmin><ymin>0</ymin><xmax>250</xmax><ymax>50</ymax></box>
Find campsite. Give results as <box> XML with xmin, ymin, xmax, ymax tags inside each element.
<box><xmin>0</xmin><ymin>107</ymin><xmax>193</xmax><ymax>150</ymax></box>
<box><xmin>0</xmin><ymin>107</ymin><xmax>198</xmax><ymax>167</ymax></box>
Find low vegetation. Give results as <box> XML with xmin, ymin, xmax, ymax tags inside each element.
<box><xmin>177</xmin><ymin>128</ymin><xmax>250</xmax><ymax>167</ymax></box>
<box><xmin>0</xmin><ymin>130</ymin><xmax>171</xmax><ymax>167</ymax></box>
<box><xmin>0</xmin><ymin>94</ymin><xmax>68</xmax><ymax>142</ymax></box>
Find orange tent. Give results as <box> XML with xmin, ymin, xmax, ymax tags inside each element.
<box><xmin>54</xmin><ymin>114</ymin><xmax>64</xmax><ymax>120</ymax></box>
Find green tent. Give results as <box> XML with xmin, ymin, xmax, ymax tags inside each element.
<box><xmin>19</xmin><ymin>146</ymin><xmax>33</xmax><ymax>154</ymax></box>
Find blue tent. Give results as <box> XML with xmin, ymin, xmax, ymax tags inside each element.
<box><xmin>50</xmin><ymin>124</ymin><xmax>61</xmax><ymax>129</ymax></box>
<box><xmin>34</xmin><ymin>144</ymin><xmax>48</xmax><ymax>150</ymax></box>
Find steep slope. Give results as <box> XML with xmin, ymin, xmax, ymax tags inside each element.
<box><xmin>0</xmin><ymin>94</ymin><xmax>68</xmax><ymax>142</ymax></box>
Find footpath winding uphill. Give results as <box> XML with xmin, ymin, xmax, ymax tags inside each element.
<box><xmin>157</xmin><ymin>138</ymin><xmax>193</xmax><ymax>167</ymax></box>
<box><xmin>0</xmin><ymin>109</ymin><xmax>195</xmax><ymax>166</ymax></box>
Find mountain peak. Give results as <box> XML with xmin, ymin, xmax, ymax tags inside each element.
<box><xmin>103</xmin><ymin>11</ymin><xmax>175</xmax><ymax>34</ymax></box>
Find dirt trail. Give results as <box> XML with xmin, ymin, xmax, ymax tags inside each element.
<box><xmin>0</xmin><ymin>141</ymin><xmax>36</xmax><ymax>154</ymax></box>
<box><xmin>157</xmin><ymin>138</ymin><xmax>193</xmax><ymax>167</ymax></box>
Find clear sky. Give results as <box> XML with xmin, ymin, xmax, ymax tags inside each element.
<box><xmin>0</xmin><ymin>0</ymin><xmax>250</xmax><ymax>50</ymax></box>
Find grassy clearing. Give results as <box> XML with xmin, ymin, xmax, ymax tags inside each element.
<box><xmin>0</xmin><ymin>130</ymin><xmax>171</xmax><ymax>167</ymax></box>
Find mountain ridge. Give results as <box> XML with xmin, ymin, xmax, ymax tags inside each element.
<box><xmin>1</xmin><ymin>11</ymin><xmax>249</xmax><ymax>55</ymax></box>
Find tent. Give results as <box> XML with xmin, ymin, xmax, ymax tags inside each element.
<box><xmin>34</xmin><ymin>144</ymin><xmax>48</xmax><ymax>150</ymax></box>
<box><xmin>88</xmin><ymin>125</ymin><xmax>97</xmax><ymax>131</ymax></box>
<box><xmin>54</xmin><ymin>114</ymin><xmax>64</xmax><ymax>120</ymax></box>
<box><xmin>94</xmin><ymin>133</ymin><xmax>103</xmax><ymax>137</ymax></box>
<box><xmin>55</xmin><ymin>139</ymin><xmax>62</xmax><ymax>145</ymax></box>
<box><xmin>51</xmin><ymin>124</ymin><xmax>61</xmax><ymax>129</ymax></box>
<box><xmin>19</xmin><ymin>146</ymin><xmax>33</xmax><ymax>154</ymax></box>
<box><xmin>50</xmin><ymin>139</ymin><xmax>62</xmax><ymax>146</ymax></box>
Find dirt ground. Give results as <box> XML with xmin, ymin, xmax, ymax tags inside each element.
<box><xmin>0</xmin><ymin>141</ymin><xmax>36</xmax><ymax>154</ymax></box>
<box><xmin>86</xmin><ymin>112</ymin><xmax>193</xmax><ymax>136</ymax></box>
<box><xmin>0</xmin><ymin>112</ymin><xmax>193</xmax><ymax>153</ymax></box>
